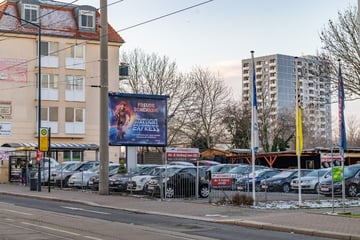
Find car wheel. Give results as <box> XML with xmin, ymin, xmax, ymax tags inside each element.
<box><xmin>199</xmin><ymin>185</ymin><xmax>209</xmax><ymax>198</ymax></box>
<box><xmin>255</xmin><ymin>184</ymin><xmax>261</xmax><ymax>192</ymax></box>
<box><xmin>165</xmin><ymin>186</ymin><xmax>175</xmax><ymax>198</ymax></box>
<box><xmin>347</xmin><ymin>184</ymin><xmax>358</xmax><ymax>197</ymax></box>
<box><xmin>314</xmin><ymin>183</ymin><xmax>319</xmax><ymax>194</ymax></box>
<box><xmin>282</xmin><ymin>183</ymin><xmax>290</xmax><ymax>193</ymax></box>
<box><xmin>63</xmin><ymin>176</ymin><xmax>71</xmax><ymax>188</ymax></box>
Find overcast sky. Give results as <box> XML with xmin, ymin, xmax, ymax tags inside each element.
<box><xmin>63</xmin><ymin>0</ymin><xmax>358</xmax><ymax>120</ymax></box>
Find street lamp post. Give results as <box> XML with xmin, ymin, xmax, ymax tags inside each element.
<box><xmin>0</xmin><ymin>11</ymin><xmax>41</xmax><ymax>191</ymax></box>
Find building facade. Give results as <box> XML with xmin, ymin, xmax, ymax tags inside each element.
<box><xmin>0</xmin><ymin>0</ymin><xmax>124</xmax><ymax>161</ymax></box>
<box><xmin>242</xmin><ymin>54</ymin><xmax>332</xmax><ymax>149</ymax></box>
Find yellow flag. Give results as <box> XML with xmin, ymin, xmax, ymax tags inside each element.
<box><xmin>296</xmin><ymin>106</ymin><xmax>303</xmax><ymax>156</ymax></box>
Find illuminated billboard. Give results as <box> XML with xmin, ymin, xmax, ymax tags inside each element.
<box><xmin>108</xmin><ymin>93</ymin><xmax>169</xmax><ymax>146</ymax></box>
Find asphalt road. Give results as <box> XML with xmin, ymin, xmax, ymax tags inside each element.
<box><xmin>0</xmin><ymin>195</ymin><xmax>333</xmax><ymax>240</ymax></box>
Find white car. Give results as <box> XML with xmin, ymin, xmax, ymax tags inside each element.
<box><xmin>67</xmin><ymin>163</ymin><xmax>119</xmax><ymax>188</ymax></box>
<box><xmin>51</xmin><ymin>161</ymin><xmax>99</xmax><ymax>187</ymax></box>
<box><xmin>32</xmin><ymin>157</ymin><xmax>60</xmax><ymax>183</ymax></box>
<box><xmin>126</xmin><ymin>165</ymin><xmax>184</xmax><ymax>192</ymax></box>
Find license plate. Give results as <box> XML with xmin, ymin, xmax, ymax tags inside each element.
<box><xmin>320</xmin><ymin>187</ymin><xmax>329</xmax><ymax>191</ymax></box>
<box><xmin>237</xmin><ymin>186</ymin><xmax>244</xmax><ymax>190</ymax></box>
<box><xmin>128</xmin><ymin>183</ymin><xmax>133</xmax><ymax>188</ymax></box>
<box><xmin>88</xmin><ymin>181</ymin><xmax>93</xmax><ymax>184</ymax></box>
<box><xmin>262</xmin><ymin>185</ymin><xmax>268</xmax><ymax>189</ymax></box>
<box><xmin>148</xmin><ymin>185</ymin><xmax>154</xmax><ymax>190</ymax></box>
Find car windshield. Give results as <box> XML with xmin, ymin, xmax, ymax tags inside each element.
<box><xmin>67</xmin><ymin>162</ymin><xmax>82</xmax><ymax>171</ymax></box>
<box><xmin>88</xmin><ymin>165</ymin><xmax>100</xmax><ymax>172</ymax></box>
<box><xmin>138</xmin><ymin>166</ymin><xmax>158</xmax><ymax>175</ymax></box>
<box><xmin>273</xmin><ymin>171</ymin><xmax>294</xmax><ymax>178</ymax></box>
<box><xmin>344</xmin><ymin>166</ymin><xmax>360</xmax><ymax>177</ymax></box>
<box><xmin>304</xmin><ymin>169</ymin><xmax>329</xmax><ymax>177</ymax></box>
<box><xmin>109</xmin><ymin>167</ymin><xmax>119</xmax><ymax>175</ymax></box>
<box><xmin>229</xmin><ymin>166</ymin><xmax>251</xmax><ymax>174</ymax></box>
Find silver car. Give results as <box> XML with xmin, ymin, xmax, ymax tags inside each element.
<box><xmin>291</xmin><ymin>168</ymin><xmax>330</xmax><ymax>193</ymax></box>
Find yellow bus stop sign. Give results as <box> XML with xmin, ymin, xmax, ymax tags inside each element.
<box><xmin>39</xmin><ymin>127</ymin><xmax>49</xmax><ymax>152</ymax></box>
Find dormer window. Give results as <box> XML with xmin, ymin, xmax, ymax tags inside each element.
<box><xmin>79</xmin><ymin>10</ymin><xmax>95</xmax><ymax>29</ymax></box>
<box><xmin>23</xmin><ymin>4</ymin><xmax>39</xmax><ymax>24</ymax></box>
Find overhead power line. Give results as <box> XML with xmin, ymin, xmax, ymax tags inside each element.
<box><xmin>118</xmin><ymin>0</ymin><xmax>214</xmax><ymax>32</ymax></box>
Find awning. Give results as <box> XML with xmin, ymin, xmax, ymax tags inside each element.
<box><xmin>1</xmin><ymin>143</ymin><xmax>99</xmax><ymax>151</ymax></box>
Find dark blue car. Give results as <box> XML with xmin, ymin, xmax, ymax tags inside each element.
<box><xmin>260</xmin><ymin>169</ymin><xmax>312</xmax><ymax>193</ymax></box>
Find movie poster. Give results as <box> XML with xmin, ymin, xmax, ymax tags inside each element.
<box><xmin>108</xmin><ymin>93</ymin><xmax>168</xmax><ymax>146</ymax></box>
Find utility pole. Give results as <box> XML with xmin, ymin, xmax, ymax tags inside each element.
<box><xmin>99</xmin><ymin>0</ymin><xmax>109</xmax><ymax>195</ymax></box>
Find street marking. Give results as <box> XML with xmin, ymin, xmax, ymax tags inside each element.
<box><xmin>22</xmin><ymin>222</ymin><xmax>81</xmax><ymax>236</ymax></box>
<box><xmin>205</xmin><ymin>214</ymin><xmax>228</xmax><ymax>218</ymax></box>
<box><xmin>61</xmin><ymin>206</ymin><xmax>110</xmax><ymax>215</ymax></box>
<box><xmin>3</xmin><ymin>209</ymin><xmax>32</xmax><ymax>216</ymax></box>
<box><xmin>84</xmin><ymin>236</ymin><xmax>104</xmax><ymax>240</ymax></box>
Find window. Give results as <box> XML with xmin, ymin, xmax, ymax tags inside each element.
<box><xmin>65</xmin><ymin>44</ymin><xmax>85</xmax><ymax>69</ymax></box>
<box><xmin>66</xmin><ymin>108</ymin><xmax>83</xmax><ymax>123</ymax></box>
<box><xmin>65</xmin><ymin>75</ymin><xmax>85</xmax><ymax>101</ymax></box>
<box><xmin>41</xmin><ymin>42</ymin><xmax>58</xmax><ymax>56</ymax></box>
<box><xmin>41</xmin><ymin>74</ymin><xmax>58</xmax><ymax>89</ymax></box>
<box><xmin>67</xmin><ymin>44</ymin><xmax>84</xmax><ymax>59</ymax></box>
<box><xmin>79</xmin><ymin>10</ymin><xmax>95</xmax><ymax>29</ymax></box>
<box><xmin>66</xmin><ymin>75</ymin><xmax>83</xmax><ymax>91</ymax></box>
<box><xmin>41</xmin><ymin>74</ymin><xmax>58</xmax><ymax>100</ymax></box>
<box><xmin>23</xmin><ymin>4</ymin><xmax>39</xmax><ymax>24</ymax></box>
<box><xmin>65</xmin><ymin>107</ymin><xmax>85</xmax><ymax>134</ymax></box>
<box><xmin>41</xmin><ymin>107</ymin><xmax>58</xmax><ymax>121</ymax></box>
<box><xmin>40</xmin><ymin>107</ymin><xmax>58</xmax><ymax>133</ymax></box>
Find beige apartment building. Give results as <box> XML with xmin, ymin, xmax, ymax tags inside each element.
<box><xmin>0</xmin><ymin>0</ymin><xmax>124</xmax><ymax>162</ymax></box>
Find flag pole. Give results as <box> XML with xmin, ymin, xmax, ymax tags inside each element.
<box><xmin>295</xmin><ymin>57</ymin><xmax>303</xmax><ymax>206</ymax></box>
<box><xmin>250</xmin><ymin>50</ymin><xmax>258</xmax><ymax>206</ymax></box>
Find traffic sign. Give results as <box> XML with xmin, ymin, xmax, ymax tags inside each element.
<box><xmin>39</xmin><ymin>127</ymin><xmax>49</xmax><ymax>152</ymax></box>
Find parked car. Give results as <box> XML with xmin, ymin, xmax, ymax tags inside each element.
<box><xmin>167</xmin><ymin>161</ymin><xmax>194</xmax><ymax>166</ymax></box>
<box><xmin>88</xmin><ymin>164</ymin><xmax>126</xmax><ymax>191</ymax></box>
<box><xmin>236</xmin><ymin>169</ymin><xmax>281</xmax><ymax>192</ymax></box>
<box><xmin>192</xmin><ymin>160</ymin><xmax>220</xmax><ymax>167</ymax></box>
<box><xmin>319</xmin><ymin>164</ymin><xmax>360</xmax><ymax>197</ymax></box>
<box><xmin>32</xmin><ymin>157</ymin><xmax>61</xmax><ymax>184</ymax></box>
<box><xmin>144</xmin><ymin>166</ymin><xmax>210</xmax><ymax>198</ymax></box>
<box><xmin>67</xmin><ymin>163</ymin><xmax>119</xmax><ymax>188</ymax></box>
<box><xmin>207</xmin><ymin>164</ymin><xmax>241</xmax><ymax>174</ymax></box>
<box><xmin>261</xmin><ymin>169</ymin><xmax>313</xmax><ymax>193</ymax></box>
<box><xmin>108</xmin><ymin>165</ymin><xmax>160</xmax><ymax>192</ymax></box>
<box><xmin>291</xmin><ymin>168</ymin><xmax>330</xmax><ymax>193</ymax></box>
<box><xmin>51</xmin><ymin>161</ymin><xmax>99</xmax><ymax>187</ymax></box>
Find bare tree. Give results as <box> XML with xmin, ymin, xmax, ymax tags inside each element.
<box><xmin>320</xmin><ymin>5</ymin><xmax>360</xmax><ymax>100</ymax></box>
<box><xmin>341</xmin><ymin>115</ymin><xmax>360</xmax><ymax>147</ymax></box>
<box><xmin>181</xmin><ymin>68</ymin><xmax>231</xmax><ymax>149</ymax></box>
<box><xmin>120</xmin><ymin>49</ymin><xmax>196</xmax><ymax>147</ymax></box>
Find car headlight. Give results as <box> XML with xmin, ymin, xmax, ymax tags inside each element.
<box><xmin>334</xmin><ymin>181</ymin><xmax>342</xmax><ymax>186</ymax></box>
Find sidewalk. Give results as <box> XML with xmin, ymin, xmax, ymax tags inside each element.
<box><xmin>1</xmin><ymin>183</ymin><xmax>360</xmax><ymax>240</ymax></box>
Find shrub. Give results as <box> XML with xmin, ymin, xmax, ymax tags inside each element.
<box><xmin>232</xmin><ymin>193</ymin><xmax>254</xmax><ymax>206</ymax></box>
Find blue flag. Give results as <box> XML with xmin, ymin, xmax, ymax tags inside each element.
<box><xmin>251</xmin><ymin>51</ymin><xmax>259</xmax><ymax>152</ymax></box>
<box><xmin>338</xmin><ymin>61</ymin><xmax>347</xmax><ymax>150</ymax></box>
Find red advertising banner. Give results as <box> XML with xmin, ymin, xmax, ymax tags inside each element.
<box><xmin>211</xmin><ymin>174</ymin><xmax>233</xmax><ymax>187</ymax></box>
<box><xmin>165</xmin><ymin>147</ymin><xmax>200</xmax><ymax>160</ymax></box>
